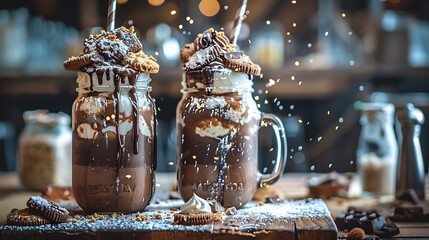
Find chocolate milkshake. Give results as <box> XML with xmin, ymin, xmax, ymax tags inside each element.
<box><xmin>64</xmin><ymin>26</ymin><xmax>159</xmax><ymax>213</ymax></box>
<box><xmin>177</xmin><ymin>29</ymin><xmax>287</xmax><ymax>208</ymax></box>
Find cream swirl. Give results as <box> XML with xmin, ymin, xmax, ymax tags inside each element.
<box><xmin>180</xmin><ymin>193</ymin><xmax>212</xmax><ymax>214</ymax></box>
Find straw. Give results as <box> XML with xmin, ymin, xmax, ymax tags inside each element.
<box><xmin>107</xmin><ymin>0</ymin><xmax>117</xmax><ymax>31</ymax></box>
<box><xmin>229</xmin><ymin>0</ymin><xmax>248</xmax><ymax>46</ymax></box>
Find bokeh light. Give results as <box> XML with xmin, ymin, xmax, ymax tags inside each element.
<box><xmin>148</xmin><ymin>0</ymin><xmax>165</xmax><ymax>7</ymax></box>
<box><xmin>199</xmin><ymin>0</ymin><xmax>220</xmax><ymax>17</ymax></box>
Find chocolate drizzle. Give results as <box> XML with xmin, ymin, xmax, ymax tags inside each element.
<box><xmin>129</xmin><ymin>87</ymin><xmax>139</xmax><ymax>154</ymax></box>
<box><xmin>212</xmin><ymin>134</ymin><xmax>233</xmax><ymax>205</ymax></box>
<box><xmin>185</xmin><ymin>69</ymin><xmax>217</xmax><ymax>96</ymax></box>
<box><xmin>85</xmin><ymin>67</ymin><xmax>142</xmax><ymax>207</ymax></box>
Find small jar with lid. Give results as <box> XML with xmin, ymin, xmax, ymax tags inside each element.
<box><xmin>356</xmin><ymin>102</ymin><xmax>397</xmax><ymax>194</ymax></box>
<box><xmin>19</xmin><ymin>110</ymin><xmax>72</xmax><ymax>191</ymax></box>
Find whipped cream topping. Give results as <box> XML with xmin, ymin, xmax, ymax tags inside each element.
<box><xmin>180</xmin><ymin>193</ymin><xmax>212</xmax><ymax>214</ymax></box>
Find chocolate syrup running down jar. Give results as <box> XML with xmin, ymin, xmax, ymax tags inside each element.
<box><xmin>72</xmin><ymin>69</ymin><xmax>156</xmax><ymax>213</ymax></box>
<box><xmin>176</xmin><ymin>69</ymin><xmax>287</xmax><ymax>208</ymax></box>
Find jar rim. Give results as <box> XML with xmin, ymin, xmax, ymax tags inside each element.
<box><xmin>182</xmin><ymin>69</ymin><xmax>254</xmax><ymax>93</ymax></box>
<box><xmin>76</xmin><ymin>71</ymin><xmax>152</xmax><ymax>92</ymax></box>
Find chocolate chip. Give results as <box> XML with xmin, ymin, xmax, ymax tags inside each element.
<box><xmin>208</xmin><ymin>200</ymin><xmax>225</xmax><ymax>213</ymax></box>
<box><xmin>224</xmin><ymin>207</ymin><xmax>237</xmax><ymax>216</ymax></box>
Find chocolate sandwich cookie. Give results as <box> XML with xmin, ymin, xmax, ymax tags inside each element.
<box><xmin>113</xmin><ymin>26</ymin><xmax>142</xmax><ymax>53</ymax></box>
<box><xmin>184</xmin><ymin>45</ymin><xmax>223</xmax><ymax>70</ymax></box>
<box><xmin>27</xmin><ymin>196</ymin><xmax>69</xmax><ymax>223</ymax></box>
<box><xmin>174</xmin><ymin>212</ymin><xmax>215</xmax><ymax>225</ymax></box>
<box><xmin>7</xmin><ymin>208</ymin><xmax>50</xmax><ymax>226</ymax></box>
<box><xmin>123</xmin><ymin>51</ymin><xmax>159</xmax><ymax>74</ymax></box>
<box><xmin>224</xmin><ymin>52</ymin><xmax>261</xmax><ymax>76</ymax></box>
<box><xmin>64</xmin><ymin>52</ymin><xmax>95</xmax><ymax>71</ymax></box>
<box><xmin>211</xmin><ymin>32</ymin><xmax>230</xmax><ymax>49</ymax></box>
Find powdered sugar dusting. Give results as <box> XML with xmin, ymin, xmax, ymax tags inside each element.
<box><xmin>1</xmin><ymin>199</ymin><xmax>333</xmax><ymax>236</ymax></box>
<box><xmin>218</xmin><ymin>199</ymin><xmax>332</xmax><ymax>232</ymax></box>
<box><xmin>233</xmin><ymin>199</ymin><xmax>329</xmax><ymax>219</ymax></box>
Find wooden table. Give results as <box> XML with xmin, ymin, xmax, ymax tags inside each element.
<box><xmin>0</xmin><ymin>172</ymin><xmax>428</xmax><ymax>238</ymax></box>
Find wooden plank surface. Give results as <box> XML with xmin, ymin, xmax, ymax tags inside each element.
<box><xmin>212</xmin><ymin>199</ymin><xmax>336</xmax><ymax>240</ymax></box>
<box><xmin>213</xmin><ymin>202</ymin><xmax>295</xmax><ymax>240</ymax></box>
<box><xmin>295</xmin><ymin>216</ymin><xmax>338</xmax><ymax>240</ymax></box>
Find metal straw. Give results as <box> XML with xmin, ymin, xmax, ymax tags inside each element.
<box><xmin>107</xmin><ymin>0</ymin><xmax>117</xmax><ymax>31</ymax></box>
<box><xmin>230</xmin><ymin>0</ymin><xmax>248</xmax><ymax>46</ymax></box>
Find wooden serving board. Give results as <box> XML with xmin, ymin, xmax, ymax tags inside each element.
<box><xmin>0</xmin><ymin>199</ymin><xmax>337</xmax><ymax>240</ymax></box>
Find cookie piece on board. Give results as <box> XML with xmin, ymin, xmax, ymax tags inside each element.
<box><xmin>7</xmin><ymin>208</ymin><xmax>50</xmax><ymax>226</ymax></box>
<box><xmin>174</xmin><ymin>212</ymin><xmax>215</xmax><ymax>225</ymax></box>
<box><xmin>27</xmin><ymin>196</ymin><xmax>69</xmax><ymax>223</ymax></box>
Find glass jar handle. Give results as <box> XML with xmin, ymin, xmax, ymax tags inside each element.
<box><xmin>257</xmin><ymin>113</ymin><xmax>288</xmax><ymax>187</ymax></box>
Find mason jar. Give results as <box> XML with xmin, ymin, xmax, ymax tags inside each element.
<box><xmin>19</xmin><ymin>110</ymin><xmax>72</xmax><ymax>191</ymax></box>
<box><xmin>176</xmin><ymin>69</ymin><xmax>287</xmax><ymax>208</ymax></box>
<box><xmin>72</xmin><ymin>70</ymin><xmax>156</xmax><ymax>213</ymax></box>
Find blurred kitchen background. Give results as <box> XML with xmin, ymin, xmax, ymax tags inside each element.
<box><xmin>0</xmin><ymin>0</ymin><xmax>428</xmax><ymax>174</ymax></box>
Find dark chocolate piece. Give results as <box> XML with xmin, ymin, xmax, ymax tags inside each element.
<box><xmin>374</xmin><ymin>223</ymin><xmax>400</xmax><ymax>238</ymax></box>
<box><xmin>335</xmin><ymin>208</ymin><xmax>386</xmax><ymax>235</ymax></box>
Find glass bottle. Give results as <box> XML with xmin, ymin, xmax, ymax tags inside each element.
<box><xmin>72</xmin><ymin>70</ymin><xmax>156</xmax><ymax>213</ymax></box>
<box><xmin>356</xmin><ymin>102</ymin><xmax>397</xmax><ymax>194</ymax></box>
<box><xmin>19</xmin><ymin>110</ymin><xmax>72</xmax><ymax>191</ymax></box>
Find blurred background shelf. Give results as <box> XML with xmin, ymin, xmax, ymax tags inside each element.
<box><xmin>0</xmin><ymin>0</ymin><xmax>428</xmax><ymax>174</ymax></box>
<box><xmin>1</xmin><ymin>65</ymin><xmax>428</xmax><ymax>97</ymax></box>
